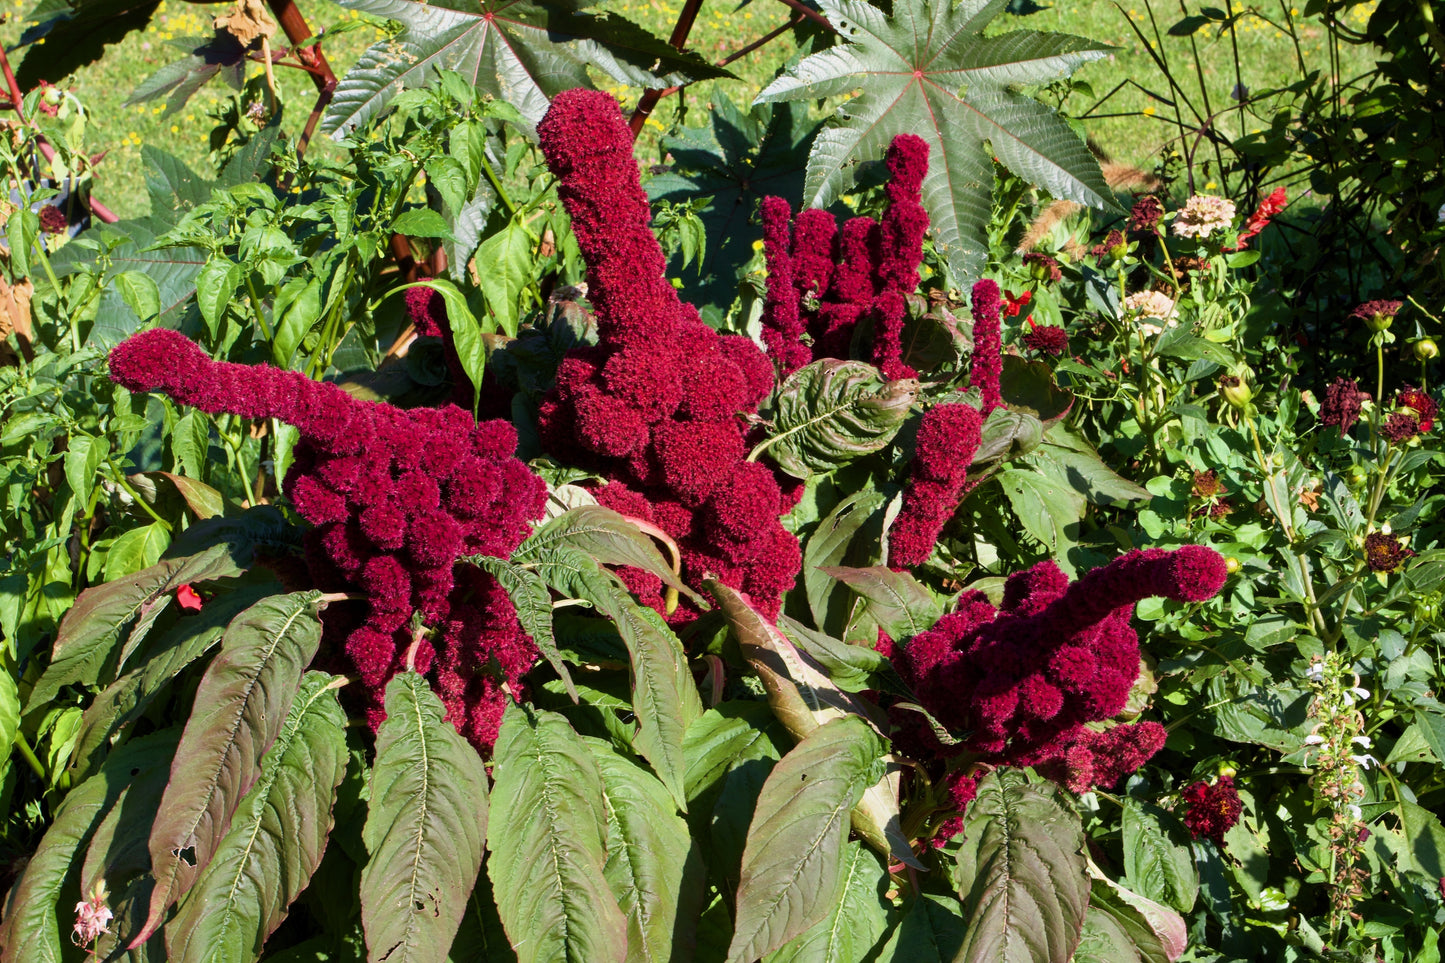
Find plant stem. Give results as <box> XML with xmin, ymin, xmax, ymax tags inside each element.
<box><xmin>630</xmin><ymin>0</ymin><xmax>708</xmax><ymax>138</ymax></box>
<box><xmin>13</xmin><ymin>731</ymin><xmax>46</xmax><ymax>780</ymax></box>
<box><xmin>245</xmin><ymin>273</ymin><xmax>275</xmax><ymax>343</ymax></box>
<box><xmin>113</xmin><ymin>468</ymin><xmax>173</xmax><ymax>532</ymax></box>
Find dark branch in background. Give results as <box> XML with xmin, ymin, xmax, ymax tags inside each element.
<box><xmin>770</xmin><ymin>0</ymin><xmax>833</xmax><ymax>31</ymax></box>
<box><xmin>629</xmin><ymin>0</ymin><xmax>708</xmax><ymax>138</ymax></box>
<box><xmin>265</xmin><ymin>0</ymin><xmax>337</xmax><ymax>161</ymax></box>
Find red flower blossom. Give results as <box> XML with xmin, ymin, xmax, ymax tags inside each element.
<box><xmin>1181</xmin><ymin>776</ymin><xmax>1243</xmax><ymax>845</ymax></box>
<box><xmin>1321</xmin><ymin>377</ymin><xmax>1369</xmax><ymax>437</ymax></box>
<box><xmin>968</xmin><ymin>279</ymin><xmax>1003</xmax><ymax>416</ymax></box>
<box><xmin>1002</xmin><ymin>290</ymin><xmax>1032</xmax><ymax>317</ymax></box>
<box><xmin>176</xmin><ymin>585</ymin><xmax>204</xmax><ymax>611</ymax></box>
<box><xmin>1225</xmin><ymin>187</ymin><xmax>1286</xmax><ymax>251</ymax></box>
<box><xmin>1128</xmin><ymin>195</ymin><xmax>1165</xmax><ymax>234</ymax></box>
<box><xmin>888</xmin><ymin>403</ymin><xmax>984</xmax><ymax>569</ymax></box>
<box><xmin>1363</xmin><ymin>531</ymin><xmax>1413</xmax><ymax>572</ymax></box>
<box><xmin>38</xmin><ymin>205</ymin><xmax>68</xmax><ymax>235</ymax></box>
<box><xmin>1022</xmin><ymin>320</ymin><xmax>1068</xmax><ymax>356</ymax></box>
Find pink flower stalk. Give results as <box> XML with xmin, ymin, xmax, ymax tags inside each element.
<box><xmin>888</xmin><ymin>403</ymin><xmax>984</xmax><ymax>569</ymax></box>
<box><xmin>533</xmin><ymin>91</ymin><xmax>797</xmax><ymax>619</ymax></box>
<box><xmin>870</xmin><ymin>135</ymin><xmax>929</xmax><ymax>380</ymax></box>
<box><xmin>968</xmin><ymin>279</ymin><xmax>1004</xmax><ymax>415</ymax></box>
<box><xmin>108</xmin><ymin>328</ymin><xmax>546</xmax><ymax>752</ymax></box>
<box><xmin>892</xmin><ymin>546</ymin><xmax>1227</xmax><ymax>769</ymax></box>
<box><xmin>72</xmin><ymin>890</ymin><xmax>113</xmax><ymax>946</ymax></box>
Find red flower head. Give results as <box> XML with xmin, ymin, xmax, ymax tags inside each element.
<box><xmin>1022</xmin><ymin>320</ymin><xmax>1068</xmax><ymax>356</ymax></box>
<box><xmin>1321</xmin><ymin>377</ymin><xmax>1369</xmax><ymax>437</ymax></box>
<box><xmin>1002</xmin><ymin>289</ymin><xmax>1032</xmax><ymax>317</ymax></box>
<box><xmin>175</xmin><ymin>585</ymin><xmax>204</xmax><ymax>612</ymax></box>
<box><xmin>1363</xmin><ymin>531</ymin><xmax>1413</xmax><ymax>572</ymax></box>
<box><xmin>888</xmin><ymin>403</ymin><xmax>984</xmax><ymax>569</ymax></box>
<box><xmin>1226</xmin><ymin>187</ymin><xmax>1286</xmax><ymax>251</ymax></box>
<box><xmin>1396</xmin><ymin>386</ymin><xmax>1437</xmax><ymax>433</ymax></box>
<box><xmin>38</xmin><ymin>205</ymin><xmax>68</xmax><ymax>236</ymax></box>
<box><xmin>1128</xmin><ymin>195</ymin><xmax>1165</xmax><ymax>234</ymax></box>
<box><xmin>1181</xmin><ymin>776</ymin><xmax>1243</xmax><ymax>845</ymax></box>
<box><xmin>968</xmin><ymin>279</ymin><xmax>1003</xmax><ymax>416</ymax></box>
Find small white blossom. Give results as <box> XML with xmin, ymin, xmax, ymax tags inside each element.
<box><xmin>1306</xmin><ymin>661</ymin><xmax>1325</xmax><ymax>681</ymax></box>
<box><xmin>1303</xmin><ymin>733</ymin><xmax>1327</xmax><ymax>746</ymax></box>
<box><xmin>1351</xmin><ymin>753</ymin><xmax>1378</xmax><ymax>770</ymax></box>
<box><xmin>1352</xmin><ymin>735</ymin><xmax>1372</xmax><ymax>749</ymax></box>
<box><xmin>1346</xmin><ymin>803</ymin><xmax>1363</xmax><ymax>820</ymax></box>
<box><xmin>1351</xmin><ymin>686</ymin><xmax>1370</xmax><ymax>701</ymax></box>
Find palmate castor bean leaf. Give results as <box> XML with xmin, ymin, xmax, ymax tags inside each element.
<box><xmin>360</xmin><ymin>671</ymin><xmax>490</xmax><ymax>963</ymax></box>
<box><xmin>755</xmin><ymin>0</ymin><xmax>1115</xmax><ymax>281</ymax></box>
<box><xmin>760</xmin><ymin>360</ymin><xmax>920</xmax><ymax>480</ymax></box>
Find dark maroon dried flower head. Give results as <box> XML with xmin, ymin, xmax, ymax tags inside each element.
<box><xmin>1129</xmin><ymin>195</ymin><xmax>1165</xmax><ymax>234</ymax></box>
<box><xmin>1321</xmin><ymin>377</ymin><xmax>1369</xmax><ymax>437</ymax></box>
<box><xmin>1192</xmin><ymin>470</ymin><xmax>1222</xmax><ymax>499</ymax></box>
<box><xmin>1022</xmin><ymin>252</ymin><xmax>1063</xmax><ymax>283</ymax></box>
<box><xmin>968</xmin><ymin>279</ymin><xmax>1003</xmax><ymax>416</ymax></box>
<box><xmin>893</xmin><ymin>545</ymin><xmax>1226</xmax><ymax>771</ymax></box>
<box><xmin>1396</xmin><ymin>386</ymin><xmax>1437</xmax><ymax>433</ymax></box>
<box><xmin>1090</xmin><ymin>229</ymin><xmax>1128</xmax><ymax>260</ymax></box>
<box><xmin>1022</xmin><ymin>321</ymin><xmax>1068</xmax><ymax>356</ymax></box>
<box><xmin>1348</xmin><ymin>299</ymin><xmax>1402</xmax><ymax>329</ymax></box>
<box><xmin>108</xmin><ymin>328</ymin><xmax>546</xmax><ymax>753</ymax></box>
<box><xmin>1363</xmin><ymin>531</ymin><xmax>1413</xmax><ymax>572</ymax></box>
<box><xmin>533</xmin><ymin>90</ymin><xmax>798</xmax><ymax>619</ymax></box>
<box><xmin>1181</xmin><ymin>776</ymin><xmax>1243</xmax><ymax>845</ymax></box>
<box><xmin>38</xmin><ymin>205</ymin><xmax>68</xmax><ymax>235</ymax></box>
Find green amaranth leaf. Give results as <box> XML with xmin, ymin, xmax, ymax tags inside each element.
<box><xmin>765</xmin><ymin>840</ymin><xmax>891</xmax><ymax>963</ymax></box>
<box><xmin>25</xmin><ymin>543</ymin><xmax>246</xmax><ymax>712</ymax></box>
<box><xmin>323</xmin><ymin>0</ymin><xmax>730</xmax><ymax>138</ymax></box>
<box><xmin>726</xmin><ymin>717</ymin><xmax>885</xmax><ymax>963</ymax></box>
<box><xmin>514</xmin><ymin>505</ymin><xmax>696</xmax><ymax>604</ymax></box>
<box><xmin>819</xmin><ymin>565</ymin><xmax>943</xmax><ymax>643</ymax></box>
<box><xmin>762</xmin><ymin>360</ymin><xmax>920</xmax><ymax>480</ymax></box>
<box><xmin>755</xmin><ymin>0</ymin><xmax>1114</xmax><ymax>281</ymax></box>
<box><xmin>137</xmin><ymin>592</ymin><xmax>325</xmax><ymax>946</ymax></box>
<box><xmin>1121</xmin><ymin>799</ymin><xmax>1199</xmax><ymax>915</ymax></box>
<box><xmin>801</xmin><ymin>488</ymin><xmax>890</xmax><ymax>639</ymax></box>
<box><xmin>167</xmin><ymin>673</ymin><xmax>349</xmax><ymax>962</ymax></box>
<box><xmin>360</xmin><ymin>671</ymin><xmax>489</xmax><ymax>963</ymax></box>
<box><xmin>873</xmin><ymin>893</ymin><xmax>967</xmax><ymax>962</ymax></box>
<box><xmin>646</xmin><ymin>95</ymin><xmax>820</xmax><ymax>312</ymax></box>
<box><xmin>591</xmin><ymin>744</ymin><xmax>705</xmax><ymax>963</ymax></box>
<box><xmin>0</xmin><ymin>731</ymin><xmax>179</xmax><ymax>963</ymax></box>
<box><xmin>1073</xmin><ymin>870</ymin><xmax>1184</xmax><ymax>963</ymax></box>
<box><xmin>487</xmin><ymin>706</ymin><xmax>628</xmax><ymax>963</ymax></box>
<box><xmin>953</xmin><ymin>769</ymin><xmax>1090</xmax><ymax>963</ymax></box>
<box><xmin>474</xmin><ymin>555</ymin><xmax>578</xmax><ymax>703</ymax></box>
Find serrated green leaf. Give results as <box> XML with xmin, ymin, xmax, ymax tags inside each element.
<box><xmin>63</xmin><ymin>433</ymin><xmax>108</xmax><ymax>502</ymax></box>
<box><xmin>112</xmin><ymin>271</ymin><xmax>162</xmax><ymax>322</ymax></box>
<box><xmin>763</xmin><ymin>360</ymin><xmax>920</xmax><ymax>480</ymax></box>
<box><xmin>611</xmin><ymin>603</ymin><xmax>703</xmax><ymax>812</ymax></box>
<box><xmin>953</xmin><ymin>769</ymin><xmax>1089</xmax><ymax>963</ymax></box>
<box><xmin>323</xmin><ymin>0</ymin><xmax>730</xmax><ymax>138</ymax></box>
<box><xmin>138</xmin><ymin>592</ymin><xmax>325</xmax><ymax>946</ymax></box>
<box><xmin>1121</xmin><ymin>799</ymin><xmax>1199</xmax><ymax>914</ymax></box>
<box><xmin>26</xmin><ymin>544</ymin><xmax>245</xmax><ymax>712</ymax></box>
<box><xmin>819</xmin><ymin>565</ymin><xmax>943</xmax><ymax>642</ymax></box>
<box><xmin>0</xmin><ymin>731</ymin><xmax>178</xmax><ymax>963</ymax></box>
<box><xmin>487</xmin><ymin>706</ymin><xmax>628</xmax><ymax>963</ymax></box>
<box><xmin>997</xmin><ymin>468</ymin><xmax>1086</xmax><ymax>556</ymax></box>
<box><xmin>802</xmin><ymin>488</ymin><xmax>889</xmax><ymax>638</ymax></box>
<box><xmin>1077</xmin><ymin>868</ymin><xmax>1185</xmax><ymax>963</ymax></box>
<box><xmin>475</xmin><ymin>220</ymin><xmax>531</xmax><ymax>338</ymax></box>
<box><xmin>755</xmin><ymin>0</ymin><xmax>1113</xmax><ymax>280</ymax></box>
<box><xmin>167</xmin><ymin>673</ymin><xmax>349</xmax><ymax>962</ymax></box>
<box><xmin>514</xmin><ymin>506</ymin><xmax>695</xmax><ymax>603</ymax></box>
<box><xmin>103</xmin><ymin>521</ymin><xmax>173</xmax><ymax>583</ymax></box>
<box><xmin>681</xmin><ymin>703</ymin><xmax>784</xmax><ymax>805</ymax></box>
<box><xmin>474</xmin><ymin>555</ymin><xmax>576</xmax><ymax>702</ymax></box>
<box><xmin>1026</xmin><ymin>432</ymin><xmax>1150</xmax><ymax>506</ymax></box>
<box><xmin>361</xmin><ymin>671</ymin><xmax>489</xmax><ymax>963</ymax></box>
<box><xmin>195</xmin><ymin>258</ymin><xmax>239</xmax><ymax>338</ymax></box>
<box><xmin>765</xmin><ymin>840</ymin><xmax>891</xmax><ymax>963</ymax></box>
<box><xmin>393</xmin><ymin>207</ymin><xmax>456</xmax><ymax>241</ymax></box>
<box><xmin>592</xmin><ymin>745</ymin><xmax>704</xmax><ymax>963</ymax></box>
<box><xmin>726</xmin><ymin>717</ymin><xmax>885</xmax><ymax>963</ymax></box>
<box><xmin>873</xmin><ymin>893</ymin><xmax>967</xmax><ymax>962</ymax></box>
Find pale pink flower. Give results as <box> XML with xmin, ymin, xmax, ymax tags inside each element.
<box><xmin>1172</xmin><ymin>194</ymin><xmax>1237</xmax><ymax>239</ymax></box>
<box><xmin>72</xmin><ymin>888</ymin><xmax>113</xmax><ymax>946</ymax></box>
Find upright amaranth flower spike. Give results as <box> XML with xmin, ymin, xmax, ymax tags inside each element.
<box><xmin>968</xmin><ymin>279</ymin><xmax>1003</xmax><ymax>416</ymax></box>
<box><xmin>892</xmin><ymin>545</ymin><xmax>1227</xmax><ymax>774</ymax></box>
<box><xmin>870</xmin><ymin>135</ymin><xmax>930</xmax><ymax>381</ymax></box>
<box><xmin>109</xmin><ymin>328</ymin><xmax>546</xmax><ymax>751</ymax></box>
<box><xmin>534</xmin><ymin>90</ymin><xmax>797</xmax><ymax>619</ymax></box>
<box><xmin>887</xmin><ymin>403</ymin><xmax>984</xmax><ymax>569</ymax></box>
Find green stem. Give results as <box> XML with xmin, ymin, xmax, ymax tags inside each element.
<box><xmin>14</xmin><ymin>730</ymin><xmax>46</xmax><ymax>780</ymax></box>
<box><xmin>480</xmin><ymin>152</ymin><xmax>517</xmax><ymax>217</ymax></box>
<box><xmin>244</xmin><ymin>273</ymin><xmax>275</xmax><ymax>343</ymax></box>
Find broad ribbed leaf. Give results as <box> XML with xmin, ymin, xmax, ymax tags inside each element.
<box><xmin>820</xmin><ymin>565</ymin><xmax>943</xmax><ymax>642</ymax></box>
<box><xmin>0</xmin><ymin>731</ymin><xmax>178</xmax><ymax>963</ymax></box>
<box><xmin>802</xmin><ymin>489</ymin><xmax>889</xmax><ymax>638</ymax></box>
<box><xmin>513</xmin><ymin>505</ymin><xmax>696</xmax><ymax>603</ymax></box>
<box><xmin>323</xmin><ymin>0</ymin><xmax>730</xmax><ymax>138</ymax></box>
<box><xmin>474</xmin><ymin>555</ymin><xmax>578</xmax><ymax>702</ymax></box>
<box><xmin>487</xmin><ymin>706</ymin><xmax>628</xmax><ymax>963</ymax></box>
<box><xmin>592</xmin><ymin>745</ymin><xmax>704</xmax><ymax>963</ymax></box>
<box><xmin>168</xmin><ymin>673</ymin><xmax>349</xmax><ymax>962</ymax></box>
<box><xmin>137</xmin><ymin>592</ymin><xmax>325</xmax><ymax>946</ymax></box>
<box><xmin>360</xmin><ymin>671</ymin><xmax>488</xmax><ymax>963</ymax></box>
<box><xmin>25</xmin><ymin>543</ymin><xmax>245</xmax><ymax>712</ymax></box>
<box><xmin>763</xmin><ymin>360</ymin><xmax>919</xmax><ymax>480</ymax></box>
<box><xmin>726</xmin><ymin>717</ymin><xmax>885</xmax><ymax>963</ymax></box>
<box><xmin>754</xmin><ymin>0</ymin><xmax>1114</xmax><ymax>280</ymax></box>
<box><xmin>873</xmin><ymin>894</ymin><xmax>967</xmax><ymax>962</ymax></box>
<box><xmin>1121</xmin><ymin>799</ymin><xmax>1199</xmax><ymax>914</ymax></box>
<box><xmin>1071</xmin><ymin>877</ymin><xmax>1178</xmax><ymax>963</ymax></box>
<box><xmin>68</xmin><ymin>583</ymin><xmax>276</xmax><ymax>782</ymax></box>
<box><xmin>953</xmin><ymin>769</ymin><xmax>1089</xmax><ymax>963</ymax></box>
<box><xmin>708</xmin><ymin>582</ymin><xmax>919</xmax><ymax>872</ymax></box>
<box><xmin>765</xmin><ymin>840</ymin><xmax>891</xmax><ymax>963</ymax></box>
<box><xmin>0</xmin><ymin>662</ymin><xmax>17</xmax><ymax>784</ymax></box>
<box><xmin>681</xmin><ymin>703</ymin><xmax>785</xmax><ymax>805</ymax></box>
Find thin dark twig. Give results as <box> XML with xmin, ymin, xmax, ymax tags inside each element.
<box><xmin>771</xmin><ymin>0</ymin><xmax>833</xmax><ymax>31</ymax></box>
<box><xmin>630</xmin><ymin>0</ymin><xmax>709</xmax><ymax>138</ymax></box>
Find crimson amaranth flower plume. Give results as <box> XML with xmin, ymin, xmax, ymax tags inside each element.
<box><xmin>532</xmin><ymin>89</ymin><xmax>798</xmax><ymax>620</ymax></box>
<box><xmin>108</xmin><ymin>328</ymin><xmax>546</xmax><ymax>751</ymax></box>
<box><xmin>891</xmin><ymin>545</ymin><xmax>1228</xmax><ymax>781</ymax></box>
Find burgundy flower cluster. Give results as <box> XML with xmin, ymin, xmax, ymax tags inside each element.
<box><xmin>532</xmin><ymin>90</ymin><xmax>798</xmax><ymax>619</ymax></box>
<box><xmin>892</xmin><ymin>546</ymin><xmax>1228</xmax><ymax>781</ymax></box>
<box><xmin>1363</xmin><ymin>531</ymin><xmax>1413</xmax><ymax>572</ymax></box>
<box><xmin>1022</xmin><ymin>319</ymin><xmax>1069</xmax><ymax>357</ymax></box>
<box><xmin>1380</xmin><ymin>385</ymin><xmax>1438</xmax><ymax>443</ymax></box>
<box><xmin>1321</xmin><ymin>377</ymin><xmax>1369</xmax><ymax>437</ymax></box>
<box><xmin>38</xmin><ymin>205</ymin><xmax>69</xmax><ymax>236</ymax></box>
<box><xmin>968</xmin><ymin>279</ymin><xmax>1004</xmax><ymax>415</ymax></box>
<box><xmin>757</xmin><ymin>135</ymin><xmax>930</xmax><ymax>380</ymax></box>
<box><xmin>107</xmin><ymin>328</ymin><xmax>546</xmax><ymax>751</ymax></box>
<box><xmin>887</xmin><ymin>402</ymin><xmax>984</xmax><ymax>570</ymax></box>
<box><xmin>1181</xmin><ymin>775</ymin><xmax>1243</xmax><ymax>845</ymax></box>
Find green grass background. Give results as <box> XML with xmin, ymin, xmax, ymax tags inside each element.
<box><xmin>5</xmin><ymin>0</ymin><xmax>1379</xmax><ymax>220</ymax></box>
